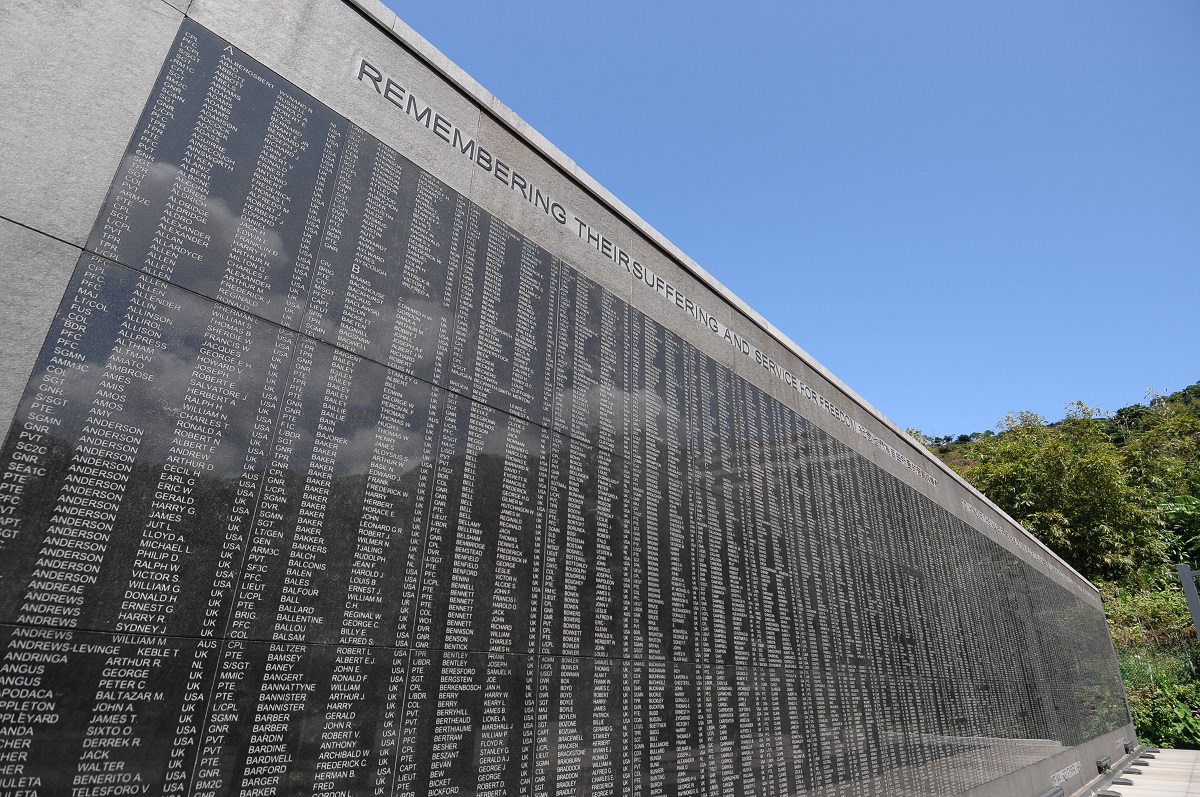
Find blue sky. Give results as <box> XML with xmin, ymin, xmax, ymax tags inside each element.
<box><xmin>385</xmin><ymin>1</ymin><xmax>1199</xmax><ymax>436</ymax></box>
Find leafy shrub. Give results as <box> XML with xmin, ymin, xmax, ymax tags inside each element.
<box><xmin>1125</xmin><ymin>681</ymin><xmax>1200</xmax><ymax>749</ymax></box>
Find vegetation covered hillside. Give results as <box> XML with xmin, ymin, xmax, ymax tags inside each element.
<box><xmin>912</xmin><ymin>380</ymin><xmax>1200</xmax><ymax>747</ymax></box>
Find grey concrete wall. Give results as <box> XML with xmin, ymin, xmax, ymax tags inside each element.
<box><xmin>0</xmin><ymin>0</ymin><xmax>183</xmax><ymax>435</ymax></box>
<box><xmin>0</xmin><ymin>220</ymin><xmax>79</xmax><ymax>432</ymax></box>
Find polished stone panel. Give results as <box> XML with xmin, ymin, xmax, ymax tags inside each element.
<box><xmin>400</xmin><ymin>649</ymin><xmax>534</xmax><ymax>796</ymax></box>
<box><xmin>0</xmin><ymin>623</ymin><xmax>221</xmax><ymax>794</ymax></box>
<box><xmin>224</xmin><ymin>337</ymin><xmax>437</xmax><ymax>648</ymax></box>
<box><xmin>533</xmin><ymin>656</ymin><xmax>627</xmax><ymax>796</ymax></box>
<box><xmin>300</xmin><ymin>124</ymin><xmax>471</xmax><ymax>385</ymax></box>
<box><xmin>540</xmin><ymin>433</ymin><xmax>626</xmax><ymax>660</ymax></box>
<box><xmin>0</xmin><ymin>254</ymin><xmax>294</xmax><ymax>637</ymax></box>
<box><xmin>412</xmin><ymin>396</ymin><xmax>548</xmax><ymax>654</ymax></box>
<box><xmin>445</xmin><ymin>207</ymin><xmax>556</xmax><ymax>426</ymax></box>
<box><xmin>86</xmin><ymin>19</ymin><xmax>347</xmax><ymax>331</ymax></box>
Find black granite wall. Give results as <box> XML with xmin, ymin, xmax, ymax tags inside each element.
<box><xmin>0</xmin><ymin>19</ymin><xmax>1128</xmax><ymax>797</ymax></box>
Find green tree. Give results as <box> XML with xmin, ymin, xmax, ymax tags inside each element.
<box><xmin>1122</xmin><ymin>391</ymin><xmax>1200</xmax><ymax>562</ymax></box>
<box><xmin>955</xmin><ymin>402</ymin><xmax>1166</xmax><ymax>580</ymax></box>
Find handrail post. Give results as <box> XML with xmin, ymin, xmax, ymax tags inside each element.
<box><xmin>1176</xmin><ymin>563</ymin><xmax>1200</xmax><ymax>640</ymax></box>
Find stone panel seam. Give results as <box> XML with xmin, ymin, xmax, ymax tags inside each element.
<box><xmin>0</xmin><ymin>213</ymin><xmax>87</xmax><ymax>256</ymax></box>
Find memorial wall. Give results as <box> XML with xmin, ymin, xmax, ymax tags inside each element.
<box><xmin>0</xmin><ymin>1</ymin><xmax>1134</xmax><ymax>795</ymax></box>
